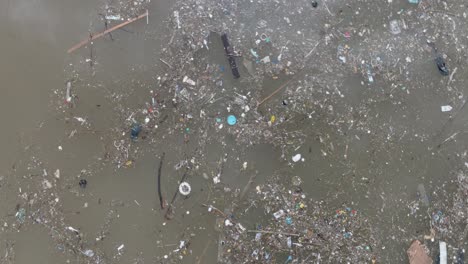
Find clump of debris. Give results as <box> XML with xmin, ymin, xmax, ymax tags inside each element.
<box><xmin>99</xmin><ymin>0</ymin><xmax>148</xmax><ymax>21</ymax></box>
<box><xmin>216</xmin><ymin>182</ymin><xmax>379</xmax><ymax>263</ymax></box>
<box><xmin>431</xmin><ymin>171</ymin><xmax>468</xmax><ymax>243</ymax></box>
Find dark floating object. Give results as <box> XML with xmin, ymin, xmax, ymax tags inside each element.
<box><xmin>221</xmin><ymin>33</ymin><xmax>240</xmax><ymax>79</ymax></box>
<box><xmin>79</xmin><ymin>179</ymin><xmax>87</xmax><ymax>189</ymax></box>
<box><xmin>131</xmin><ymin>123</ymin><xmax>142</xmax><ymax>139</ymax></box>
<box><xmin>435</xmin><ymin>56</ymin><xmax>449</xmax><ymax>76</ymax></box>
<box><xmin>311</xmin><ymin>1</ymin><xmax>318</xmax><ymax>8</ymax></box>
<box><xmin>157</xmin><ymin>152</ymin><xmax>166</xmax><ymax>210</ymax></box>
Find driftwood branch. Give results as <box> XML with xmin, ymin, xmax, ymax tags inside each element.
<box><xmin>164</xmin><ymin>169</ymin><xmax>189</xmax><ymax>219</ymax></box>
<box><xmin>67</xmin><ymin>10</ymin><xmax>148</xmax><ymax>53</ymax></box>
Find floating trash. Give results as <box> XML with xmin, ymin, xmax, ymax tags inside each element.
<box><xmin>292</xmin><ymin>154</ymin><xmax>301</xmax><ymax>162</ymax></box>
<box><xmin>179</xmin><ymin>182</ymin><xmax>191</xmax><ymax>196</ymax></box>
<box><xmin>15</xmin><ymin>208</ymin><xmax>26</xmax><ymax>223</ymax></box>
<box><xmin>441</xmin><ymin>105</ymin><xmax>453</xmax><ymax>112</ymax></box>
<box><xmin>227</xmin><ymin>115</ymin><xmax>237</xmax><ymax>125</ymax></box>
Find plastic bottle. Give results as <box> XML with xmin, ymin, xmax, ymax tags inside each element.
<box><xmin>439</xmin><ymin>241</ymin><xmax>447</xmax><ymax>264</ymax></box>
<box><xmin>131</xmin><ymin>123</ymin><xmax>142</xmax><ymax>139</ymax></box>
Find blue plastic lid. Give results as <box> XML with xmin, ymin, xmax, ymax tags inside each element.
<box><xmin>227</xmin><ymin>115</ymin><xmax>237</xmax><ymax>125</ymax></box>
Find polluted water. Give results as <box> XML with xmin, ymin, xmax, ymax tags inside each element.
<box><xmin>1</xmin><ymin>0</ymin><xmax>468</xmax><ymax>263</ymax></box>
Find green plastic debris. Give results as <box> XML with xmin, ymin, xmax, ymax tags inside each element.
<box><xmin>16</xmin><ymin>208</ymin><xmax>26</xmax><ymax>223</ymax></box>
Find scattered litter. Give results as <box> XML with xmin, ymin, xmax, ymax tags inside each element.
<box><xmin>260</xmin><ymin>56</ymin><xmax>271</xmax><ymax>63</ymax></box>
<box><xmin>105</xmin><ymin>15</ymin><xmax>122</xmax><ymax>21</ymax></box>
<box><xmin>15</xmin><ymin>208</ymin><xmax>26</xmax><ymax>223</ymax></box>
<box><xmin>439</xmin><ymin>241</ymin><xmax>447</xmax><ymax>264</ymax></box>
<box><xmin>250</xmin><ymin>49</ymin><xmax>259</xmax><ymax>58</ymax></box>
<box><xmin>79</xmin><ymin>179</ymin><xmax>87</xmax><ymax>189</ymax></box>
<box><xmin>292</xmin><ymin>154</ymin><xmax>301</xmax><ymax>162</ymax></box>
<box><xmin>67</xmin><ymin>10</ymin><xmax>149</xmax><ymax>53</ymax></box>
<box><xmin>183</xmin><ymin>76</ymin><xmax>196</xmax><ymax>86</ymax></box>
<box><xmin>65</xmin><ymin>81</ymin><xmax>72</xmax><ymax>103</ymax></box>
<box><xmin>179</xmin><ymin>182</ymin><xmax>191</xmax><ymax>196</ymax></box>
<box><xmin>273</xmin><ymin>209</ymin><xmax>285</xmax><ymax>219</ymax></box>
<box><xmin>389</xmin><ymin>20</ymin><xmax>401</xmax><ymax>35</ymax></box>
<box><xmin>441</xmin><ymin>105</ymin><xmax>453</xmax><ymax>112</ymax></box>
<box><xmin>11</xmin><ymin>0</ymin><xmax>468</xmax><ymax>262</ymax></box>
<box><xmin>417</xmin><ymin>184</ymin><xmax>430</xmax><ymax>207</ymax></box>
<box><xmin>291</xmin><ymin>176</ymin><xmax>302</xmax><ymax>186</ymax></box>
<box><xmin>82</xmin><ymin>249</ymin><xmax>95</xmax><ymax>258</ymax></box>
<box><xmin>366</xmin><ymin>64</ymin><xmax>374</xmax><ymax>83</ymax></box>
<box><xmin>224</xmin><ymin>219</ymin><xmax>233</xmax><ymax>226</ymax></box>
<box><xmin>227</xmin><ymin>115</ymin><xmax>237</xmax><ymax>126</ymax></box>
<box><xmin>67</xmin><ymin>226</ymin><xmax>80</xmax><ymax>233</ymax></box>
<box><xmin>74</xmin><ymin>117</ymin><xmax>86</xmax><ymax>125</ymax></box>
<box><xmin>131</xmin><ymin>123</ymin><xmax>142</xmax><ymax>139</ymax></box>
<box><xmin>218</xmin><ymin>183</ymin><xmax>376</xmax><ymax>263</ymax></box>
<box><xmin>117</xmin><ymin>244</ymin><xmax>125</xmax><ymax>252</ymax></box>
<box><xmin>42</xmin><ymin>180</ymin><xmax>53</xmax><ymax>189</ymax></box>
<box><xmin>435</xmin><ymin>56</ymin><xmax>449</xmax><ymax>76</ymax></box>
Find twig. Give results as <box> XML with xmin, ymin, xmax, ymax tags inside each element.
<box><xmin>239</xmin><ymin>173</ymin><xmax>256</xmax><ymax>202</ymax></box>
<box><xmin>305</xmin><ymin>40</ymin><xmax>321</xmax><ymax>58</ymax></box>
<box><xmin>432</xmin><ymin>99</ymin><xmax>468</xmax><ymax>146</ymax></box>
<box><xmin>257</xmin><ymin>37</ymin><xmax>326</xmax><ymax>107</ymax></box>
<box><xmin>196</xmin><ymin>240</ymin><xmax>212</xmax><ymax>264</ymax></box>
<box><xmin>247</xmin><ymin>230</ymin><xmax>300</xmax><ymax>236</ymax></box>
<box><xmin>257</xmin><ymin>73</ymin><xmax>301</xmax><ymax>107</ymax></box>
<box><xmin>202</xmin><ymin>204</ymin><xmax>226</xmax><ymax>217</ymax></box>
<box><xmin>98</xmin><ymin>13</ymin><xmax>114</xmax><ymax>41</ymax></box>
<box><xmin>165</xmin><ymin>169</ymin><xmax>189</xmax><ymax>219</ymax></box>
<box><xmin>88</xmin><ymin>33</ymin><xmax>95</xmax><ymax>73</ymax></box>
<box><xmin>427</xmin><ymin>10</ymin><xmax>458</xmax><ymax>17</ymax></box>
<box><xmin>157</xmin><ymin>152</ymin><xmax>166</xmax><ymax>209</ymax></box>
<box><xmin>67</xmin><ymin>10</ymin><xmax>148</xmax><ymax>53</ymax></box>
<box><xmin>322</xmin><ymin>0</ymin><xmax>334</xmax><ymax>16</ymax></box>
<box><xmin>159</xmin><ymin>58</ymin><xmax>173</xmax><ymax>69</ymax></box>
<box><xmin>156</xmin><ymin>244</ymin><xmax>177</xmax><ymax>248</ymax></box>
<box><xmin>440</xmin><ymin>132</ymin><xmax>459</xmax><ymax>146</ymax></box>
<box><xmin>447</xmin><ymin>66</ymin><xmax>457</xmax><ymax>86</ymax></box>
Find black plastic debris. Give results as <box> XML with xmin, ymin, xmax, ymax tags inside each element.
<box><xmin>221</xmin><ymin>33</ymin><xmax>240</xmax><ymax>79</ymax></box>
<box><xmin>311</xmin><ymin>1</ymin><xmax>318</xmax><ymax>8</ymax></box>
<box><xmin>435</xmin><ymin>56</ymin><xmax>449</xmax><ymax>76</ymax></box>
<box><xmin>79</xmin><ymin>179</ymin><xmax>87</xmax><ymax>188</ymax></box>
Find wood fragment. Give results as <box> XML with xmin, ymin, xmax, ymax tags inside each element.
<box><xmin>67</xmin><ymin>10</ymin><xmax>148</xmax><ymax>53</ymax></box>
<box><xmin>165</xmin><ymin>169</ymin><xmax>189</xmax><ymax>219</ymax></box>
<box><xmin>447</xmin><ymin>66</ymin><xmax>457</xmax><ymax>86</ymax></box>
<box><xmin>257</xmin><ymin>74</ymin><xmax>300</xmax><ymax>107</ymax></box>
<box><xmin>202</xmin><ymin>204</ymin><xmax>227</xmax><ymax>217</ymax></box>
<box><xmin>159</xmin><ymin>58</ymin><xmax>173</xmax><ymax>69</ymax></box>
<box><xmin>196</xmin><ymin>240</ymin><xmax>212</xmax><ymax>264</ymax></box>
<box><xmin>304</xmin><ymin>40</ymin><xmax>321</xmax><ymax>58</ymax></box>
<box><xmin>157</xmin><ymin>152</ymin><xmax>166</xmax><ymax>209</ymax></box>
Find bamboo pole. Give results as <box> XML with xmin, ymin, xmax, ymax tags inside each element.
<box><xmin>67</xmin><ymin>10</ymin><xmax>148</xmax><ymax>54</ymax></box>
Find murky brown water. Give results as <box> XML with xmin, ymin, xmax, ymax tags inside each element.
<box><xmin>1</xmin><ymin>0</ymin><xmax>467</xmax><ymax>263</ymax></box>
